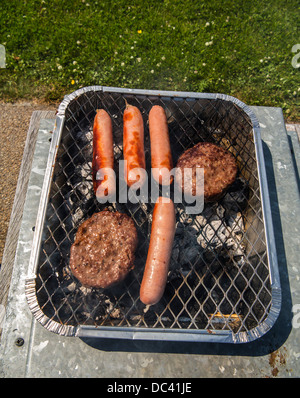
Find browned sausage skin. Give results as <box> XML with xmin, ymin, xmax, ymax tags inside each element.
<box><xmin>149</xmin><ymin>105</ymin><xmax>173</xmax><ymax>185</ymax></box>
<box><xmin>92</xmin><ymin>109</ymin><xmax>116</xmax><ymax>200</ymax></box>
<box><xmin>140</xmin><ymin>197</ymin><xmax>176</xmax><ymax>305</ymax></box>
<box><xmin>123</xmin><ymin>102</ymin><xmax>146</xmax><ymax>188</ymax></box>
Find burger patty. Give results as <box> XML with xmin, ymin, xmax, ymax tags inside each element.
<box><xmin>175</xmin><ymin>142</ymin><xmax>238</xmax><ymax>202</ymax></box>
<box><xmin>69</xmin><ymin>210</ymin><xmax>138</xmax><ymax>288</ymax></box>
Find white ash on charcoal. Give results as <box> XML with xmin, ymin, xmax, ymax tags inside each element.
<box><xmin>174</xmin><ymin>184</ymin><xmax>247</xmax><ymax>267</ymax></box>
<box><xmin>63</xmin><ymin>281</ymin><xmax>76</xmax><ymax>293</ymax></box>
<box><xmin>64</xmin><ymin>160</ymin><xmax>95</xmax><ymax>229</ymax></box>
<box><xmin>75</xmin><ymin>127</ymin><xmax>93</xmax><ymax>146</ymax></box>
<box><xmin>104</xmin><ymin>299</ymin><xmax>122</xmax><ymax>319</ymax></box>
<box><xmin>60</xmin><ymin>272</ymin><xmax>126</xmax><ymax>322</ymax></box>
<box><xmin>113</xmin><ymin>144</ymin><xmax>123</xmax><ymax>159</ymax></box>
<box><xmin>196</xmin><ymin>212</ymin><xmax>245</xmax><ymax>255</ymax></box>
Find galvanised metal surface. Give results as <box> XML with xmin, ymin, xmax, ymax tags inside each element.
<box><xmin>24</xmin><ymin>87</ymin><xmax>280</xmax><ymax>343</ymax></box>
<box><xmin>0</xmin><ymin>106</ymin><xmax>299</xmax><ymax>378</ymax></box>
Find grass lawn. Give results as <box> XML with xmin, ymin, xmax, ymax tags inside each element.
<box><xmin>0</xmin><ymin>0</ymin><xmax>299</xmax><ymax>120</ymax></box>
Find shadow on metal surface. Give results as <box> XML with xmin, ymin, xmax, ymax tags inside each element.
<box><xmin>287</xmin><ymin>134</ymin><xmax>300</xmax><ymax>195</ymax></box>
<box><xmin>80</xmin><ymin>141</ymin><xmax>293</xmax><ymax>356</ymax></box>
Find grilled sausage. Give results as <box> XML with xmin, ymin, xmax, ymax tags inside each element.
<box><xmin>92</xmin><ymin>109</ymin><xmax>116</xmax><ymax>200</ymax></box>
<box><xmin>149</xmin><ymin>105</ymin><xmax>173</xmax><ymax>185</ymax></box>
<box><xmin>140</xmin><ymin>197</ymin><xmax>176</xmax><ymax>305</ymax></box>
<box><xmin>123</xmin><ymin>102</ymin><xmax>146</xmax><ymax>188</ymax></box>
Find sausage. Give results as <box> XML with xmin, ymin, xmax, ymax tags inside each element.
<box><xmin>123</xmin><ymin>102</ymin><xmax>146</xmax><ymax>188</ymax></box>
<box><xmin>149</xmin><ymin>105</ymin><xmax>173</xmax><ymax>185</ymax></box>
<box><xmin>92</xmin><ymin>109</ymin><xmax>116</xmax><ymax>200</ymax></box>
<box><xmin>140</xmin><ymin>197</ymin><xmax>176</xmax><ymax>305</ymax></box>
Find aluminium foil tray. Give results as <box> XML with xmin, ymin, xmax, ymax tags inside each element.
<box><xmin>25</xmin><ymin>86</ymin><xmax>281</xmax><ymax>343</ymax></box>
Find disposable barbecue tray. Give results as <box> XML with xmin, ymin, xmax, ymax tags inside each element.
<box><xmin>25</xmin><ymin>86</ymin><xmax>281</xmax><ymax>343</ymax></box>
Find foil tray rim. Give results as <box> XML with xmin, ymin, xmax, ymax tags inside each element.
<box><xmin>25</xmin><ymin>86</ymin><xmax>282</xmax><ymax>344</ymax></box>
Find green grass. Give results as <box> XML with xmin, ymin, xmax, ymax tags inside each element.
<box><xmin>0</xmin><ymin>0</ymin><xmax>299</xmax><ymax>120</ymax></box>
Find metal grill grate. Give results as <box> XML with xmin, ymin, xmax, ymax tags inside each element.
<box><xmin>27</xmin><ymin>87</ymin><xmax>278</xmax><ymax>342</ymax></box>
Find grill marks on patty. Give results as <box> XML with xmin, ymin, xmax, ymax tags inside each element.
<box><xmin>69</xmin><ymin>210</ymin><xmax>138</xmax><ymax>288</ymax></box>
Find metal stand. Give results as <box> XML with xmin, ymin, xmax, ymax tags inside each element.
<box><xmin>0</xmin><ymin>107</ymin><xmax>299</xmax><ymax>378</ymax></box>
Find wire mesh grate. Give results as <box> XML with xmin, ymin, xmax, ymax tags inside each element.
<box><xmin>34</xmin><ymin>89</ymin><xmax>272</xmax><ymax>336</ymax></box>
